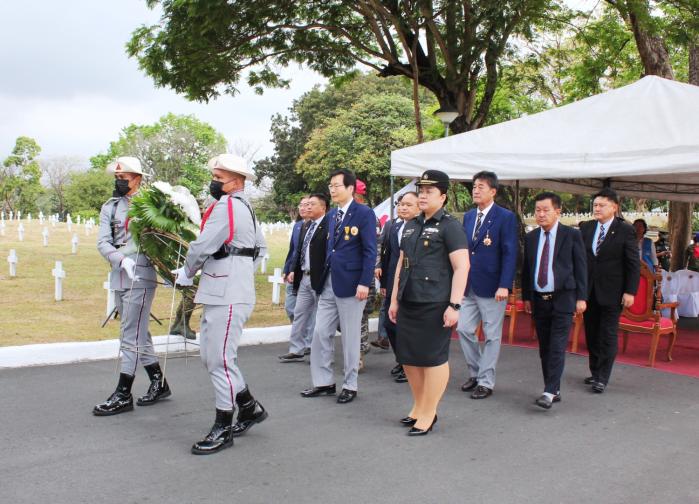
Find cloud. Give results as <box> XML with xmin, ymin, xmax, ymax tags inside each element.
<box><xmin>0</xmin><ymin>0</ymin><xmax>326</xmax><ymax>161</ymax></box>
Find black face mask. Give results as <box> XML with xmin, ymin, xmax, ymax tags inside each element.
<box><xmin>113</xmin><ymin>179</ymin><xmax>130</xmax><ymax>197</ymax></box>
<box><xmin>209</xmin><ymin>180</ymin><xmax>225</xmax><ymax>200</ymax></box>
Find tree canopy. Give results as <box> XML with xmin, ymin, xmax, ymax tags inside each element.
<box><xmin>128</xmin><ymin>0</ymin><xmax>563</xmax><ymax>133</ymax></box>
<box><xmin>1</xmin><ymin>137</ymin><xmax>43</xmax><ymax>214</ymax></box>
<box><xmin>90</xmin><ymin>113</ymin><xmax>227</xmax><ymax>196</ymax></box>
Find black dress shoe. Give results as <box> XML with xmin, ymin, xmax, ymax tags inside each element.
<box><xmin>408</xmin><ymin>415</ymin><xmax>438</xmax><ymax>436</ymax></box>
<box><xmin>394</xmin><ymin>370</ymin><xmax>408</xmax><ymax>383</ymax></box>
<box><xmin>592</xmin><ymin>382</ymin><xmax>606</xmax><ymax>393</ymax></box>
<box><xmin>337</xmin><ymin>388</ymin><xmax>357</xmax><ymax>404</ymax></box>
<box><xmin>370</xmin><ymin>338</ymin><xmax>390</xmax><ymax>350</ymax></box>
<box><xmin>303</xmin><ymin>347</ymin><xmax>311</xmax><ymax>356</ymax></box>
<box><xmin>137</xmin><ymin>363</ymin><xmax>171</xmax><ymax>406</ymax></box>
<box><xmin>231</xmin><ymin>387</ymin><xmax>268</xmax><ymax>437</ymax></box>
<box><xmin>300</xmin><ymin>384</ymin><xmax>336</xmax><ymax>397</ymax></box>
<box><xmin>461</xmin><ymin>377</ymin><xmax>478</xmax><ymax>392</ymax></box>
<box><xmin>278</xmin><ymin>352</ymin><xmax>305</xmax><ymax>363</ymax></box>
<box><xmin>191</xmin><ymin>409</ymin><xmax>234</xmax><ymax>455</ymax></box>
<box><xmin>390</xmin><ymin>364</ymin><xmax>403</xmax><ymax>376</ymax></box>
<box><xmin>93</xmin><ymin>373</ymin><xmax>135</xmax><ymax>416</ymax></box>
<box><xmin>400</xmin><ymin>416</ymin><xmax>417</xmax><ymax>426</ymax></box>
<box><xmin>470</xmin><ymin>385</ymin><xmax>493</xmax><ymax>399</ymax></box>
<box><xmin>584</xmin><ymin>376</ymin><xmax>597</xmax><ymax>385</ymax></box>
<box><xmin>535</xmin><ymin>394</ymin><xmax>554</xmax><ymax>409</ymax></box>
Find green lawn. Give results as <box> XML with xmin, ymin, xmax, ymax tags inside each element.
<box><xmin>0</xmin><ymin>219</ymin><xmax>292</xmax><ymax>347</ymax></box>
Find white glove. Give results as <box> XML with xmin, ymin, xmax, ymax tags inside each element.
<box><xmin>172</xmin><ymin>267</ymin><xmax>194</xmax><ymax>286</ymax></box>
<box><xmin>121</xmin><ymin>257</ymin><xmax>136</xmax><ymax>281</ymax></box>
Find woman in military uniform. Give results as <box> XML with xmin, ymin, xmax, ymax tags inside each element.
<box><xmin>388</xmin><ymin>170</ymin><xmax>469</xmax><ymax>436</ymax></box>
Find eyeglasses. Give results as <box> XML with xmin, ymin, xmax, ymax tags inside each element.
<box><xmin>328</xmin><ymin>184</ymin><xmax>345</xmax><ymax>190</ymax></box>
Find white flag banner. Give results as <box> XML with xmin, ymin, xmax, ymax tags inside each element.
<box><xmin>372</xmin><ymin>179</ymin><xmax>417</xmax><ymax>228</ymax></box>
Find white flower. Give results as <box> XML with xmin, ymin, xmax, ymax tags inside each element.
<box><xmin>152</xmin><ymin>181</ymin><xmax>202</xmax><ymax>226</ymax></box>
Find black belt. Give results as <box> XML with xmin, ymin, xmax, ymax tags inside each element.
<box><xmin>229</xmin><ymin>246</ymin><xmax>258</xmax><ymax>257</ymax></box>
<box><xmin>213</xmin><ymin>245</ymin><xmax>259</xmax><ymax>260</ymax></box>
<box><xmin>534</xmin><ymin>292</ymin><xmax>554</xmax><ymax>301</ymax></box>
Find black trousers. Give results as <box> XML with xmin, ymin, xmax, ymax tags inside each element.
<box><xmin>533</xmin><ymin>296</ymin><xmax>573</xmax><ymax>394</ymax></box>
<box><xmin>583</xmin><ymin>288</ymin><xmax>622</xmax><ymax>384</ymax></box>
<box><xmin>382</xmin><ymin>294</ymin><xmax>398</xmax><ymax>362</ymax></box>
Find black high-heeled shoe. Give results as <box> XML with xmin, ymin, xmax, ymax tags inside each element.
<box><xmin>407</xmin><ymin>415</ymin><xmax>438</xmax><ymax>436</ymax></box>
<box><xmin>399</xmin><ymin>416</ymin><xmax>417</xmax><ymax>426</ymax></box>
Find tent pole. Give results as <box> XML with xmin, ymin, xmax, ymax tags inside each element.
<box><xmin>515</xmin><ymin>180</ymin><xmax>521</xmax><ymax>216</ymax></box>
<box><xmin>390</xmin><ymin>176</ymin><xmax>395</xmax><ymax>220</ymax></box>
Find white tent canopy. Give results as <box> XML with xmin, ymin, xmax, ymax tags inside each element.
<box><xmin>391</xmin><ymin>76</ymin><xmax>699</xmax><ymax>202</ymax></box>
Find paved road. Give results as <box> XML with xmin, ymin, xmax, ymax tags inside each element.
<box><xmin>1</xmin><ymin>340</ymin><xmax>697</xmax><ymax>504</ymax></box>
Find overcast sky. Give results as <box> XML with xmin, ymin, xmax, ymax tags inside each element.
<box><xmin>0</xmin><ymin>0</ymin><xmax>326</xmax><ymax>163</ymax></box>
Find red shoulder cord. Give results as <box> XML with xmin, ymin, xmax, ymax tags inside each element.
<box><xmin>200</xmin><ymin>198</ymin><xmax>235</xmax><ymax>244</ymax></box>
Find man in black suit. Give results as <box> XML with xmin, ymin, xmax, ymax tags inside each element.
<box><xmin>579</xmin><ymin>188</ymin><xmax>640</xmax><ymax>393</ymax></box>
<box><xmin>522</xmin><ymin>192</ymin><xmax>587</xmax><ymax>409</ymax></box>
<box><xmin>376</xmin><ymin>191</ymin><xmax>420</xmax><ymax>382</ymax></box>
<box><xmin>278</xmin><ymin>193</ymin><xmax>329</xmax><ymax>362</ymax></box>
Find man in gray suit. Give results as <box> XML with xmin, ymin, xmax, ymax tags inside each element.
<box><xmin>93</xmin><ymin>156</ymin><xmax>171</xmax><ymax>416</ymax></box>
<box><xmin>300</xmin><ymin>169</ymin><xmax>377</xmax><ymax>404</ymax></box>
<box><xmin>174</xmin><ymin>153</ymin><xmax>268</xmax><ymax>455</ymax></box>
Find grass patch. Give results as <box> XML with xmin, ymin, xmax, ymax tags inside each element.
<box><xmin>0</xmin><ymin>220</ymin><xmax>293</xmax><ymax>346</ymax></box>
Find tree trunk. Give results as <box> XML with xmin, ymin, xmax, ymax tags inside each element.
<box><xmin>671</xmin><ymin>41</ymin><xmax>699</xmax><ymax>270</ymax></box>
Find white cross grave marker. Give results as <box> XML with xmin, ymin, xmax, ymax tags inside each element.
<box><xmin>42</xmin><ymin>227</ymin><xmax>49</xmax><ymax>247</ymax></box>
<box><xmin>103</xmin><ymin>273</ymin><xmax>116</xmax><ymax>317</ymax></box>
<box><xmin>260</xmin><ymin>253</ymin><xmax>270</xmax><ymax>274</ymax></box>
<box><xmin>39</xmin><ymin>211</ymin><xmax>44</xmax><ymax>224</ymax></box>
<box><xmin>77</xmin><ymin>215</ymin><xmax>81</xmax><ymax>225</ymax></box>
<box><xmin>0</xmin><ymin>221</ymin><xmax>5</xmax><ymax>236</ymax></box>
<box><xmin>17</xmin><ymin>223</ymin><xmax>24</xmax><ymax>241</ymax></box>
<box><xmin>9</xmin><ymin>211</ymin><xmax>13</xmax><ymax>221</ymax></box>
<box><xmin>17</xmin><ymin>210</ymin><xmax>21</xmax><ymax>221</ymax></box>
<box><xmin>7</xmin><ymin>249</ymin><xmax>17</xmax><ymax>277</ymax></box>
<box><xmin>71</xmin><ymin>233</ymin><xmax>79</xmax><ymax>254</ymax></box>
<box><xmin>27</xmin><ymin>213</ymin><xmax>32</xmax><ymax>223</ymax></box>
<box><xmin>52</xmin><ymin>261</ymin><xmax>66</xmax><ymax>301</ymax></box>
<box><xmin>66</xmin><ymin>214</ymin><xmax>72</xmax><ymax>232</ymax></box>
<box><xmin>267</xmin><ymin>267</ymin><xmax>284</xmax><ymax>305</ymax></box>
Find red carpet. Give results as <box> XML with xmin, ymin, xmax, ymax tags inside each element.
<box><xmin>504</xmin><ymin>313</ymin><xmax>699</xmax><ymax>378</ymax></box>
<box><xmin>451</xmin><ymin>314</ymin><xmax>699</xmax><ymax>378</ymax></box>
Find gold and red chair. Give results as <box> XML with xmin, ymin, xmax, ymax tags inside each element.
<box><xmin>618</xmin><ymin>263</ymin><xmax>678</xmax><ymax>367</ymax></box>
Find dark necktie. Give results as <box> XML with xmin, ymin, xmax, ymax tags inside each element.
<box><xmin>596</xmin><ymin>224</ymin><xmax>606</xmax><ymax>255</ymax></box>
<box><xmin>334</xmin><ymin>209</ymin><xmax>344</xmax><ymax>241</ymax></box>
<box><xmin>473</xmin><ymin>212</ymin><xmax>484</xmax><ymax>240</ymax></box>
<box><xmin>537</xmin><ymin>231</ymin><xmax>550</xmax><ymax>289</ymax></box>
<box><xmin>300</xmin><ymin>221</ymin><xmax>316</xmax><ymax>269</ymax></box>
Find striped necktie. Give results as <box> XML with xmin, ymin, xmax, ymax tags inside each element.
<box><xmin>334</xmin><ymin>209</ymin><xmax>344</xmax><ymax>240</ymax></box>
<box><xmin>473</xmin><ymin>212</ymin><xmax>484</xmax><ymax>240</ymax></box>
<box><xmin>537</xmin><ymin>231</ymin><xmax>550</xmax><ymax>288</ymax></box>
<box><xmin>300</xmin><ymin>221</ymin><xmax>316</xmax><ymax>269</ymax></box>
<box><xmin>595</xmin><ymin>224</ymin><xmax>606</xmax><ymax>255</ymax></box>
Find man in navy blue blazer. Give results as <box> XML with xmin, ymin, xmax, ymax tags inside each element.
<box><xmin>456</xmin><ymin>171</ymin><xmax>518</xmax><ymax>399</ymax></box>
<box><xmin>301</xmin><ymin>169</ymin><xmax>377</xmax><ymax>404</ymax></box>
<box><xmin>283</xmin><ymin>197</ymin><xmax>309</xmax><ymax>323</ymax></box>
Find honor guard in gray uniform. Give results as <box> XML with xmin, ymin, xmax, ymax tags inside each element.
<box><xmin>173</xmin><ymin>154</ymin><xmax>268</xmax><ymax>455</ymax></box>
<box><xmin>93</xmin><ymin>156</ymin><xmax>172</xmax><ymax>416</ymax></box>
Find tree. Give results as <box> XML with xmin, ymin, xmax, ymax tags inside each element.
<box><xmin>41</xmin><ymin>156</ymin><xmax>83</xmax><ymax>216</ymax></box>
<box><xmin>297</xmin><ymin>93</ymin><xmax>438</xmax><ymax>205</ymax></box>
<box><xmin>255</xmin><ymin>72</ymin><xmax>437</xmax><ymax>217</ymax></box>
<box><xmin>128</xmin><ymin>0</ymin><xmax>562</xmax><ymax>134</ymax></box>
<box><xmin>91</xmin><ymin>113</ymin><xmax>228</xmax><ymax>196</ymax></box>
<box><xmin>64</xmin><ymin>170</ymin><xmax>114</xmax><ymax>217</ymax></box>
<box><xmin>1</xmin><ymin>136</ymin><xmax>43</xmax><ymax>214</ymax></box>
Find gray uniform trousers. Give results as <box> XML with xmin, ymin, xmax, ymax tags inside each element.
<box><xmin>284</xmin><ymin>282</ymin><xmax>297</xmax><ymax>321</ymax></box>
<box><xmin>310</xmin><ymin>276</ymin><xmax>366</xmax><ymax>391</ymax></box>
<box><xmin>116</xmin><ymin>287</ymin><xmax>158</xmax><ymax>375</ymax></box>
<box><xmin>200</xmin><ymin>302</ymin><xmax>254</xmax><ymax>411</ymax></box>
<box><xmin>456</xmin><ymin>292</ymin><xmax>507</xmax><ymax>389</ymax></box>
<box><xmin>288</xmin><ymin>274</ymin><xmax>318</xmax><ymax>354</ymax></box>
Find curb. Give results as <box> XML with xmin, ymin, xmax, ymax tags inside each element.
<box><xmin>0</xmin><ymin>318</ymin><xmax>379</xmax><ymax>369</ymax></box>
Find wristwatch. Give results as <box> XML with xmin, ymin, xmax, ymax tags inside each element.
<box><xmin>448</xmin><ymin>302</ymin><xmax>461</xmax><ymax>311</ymax></box>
